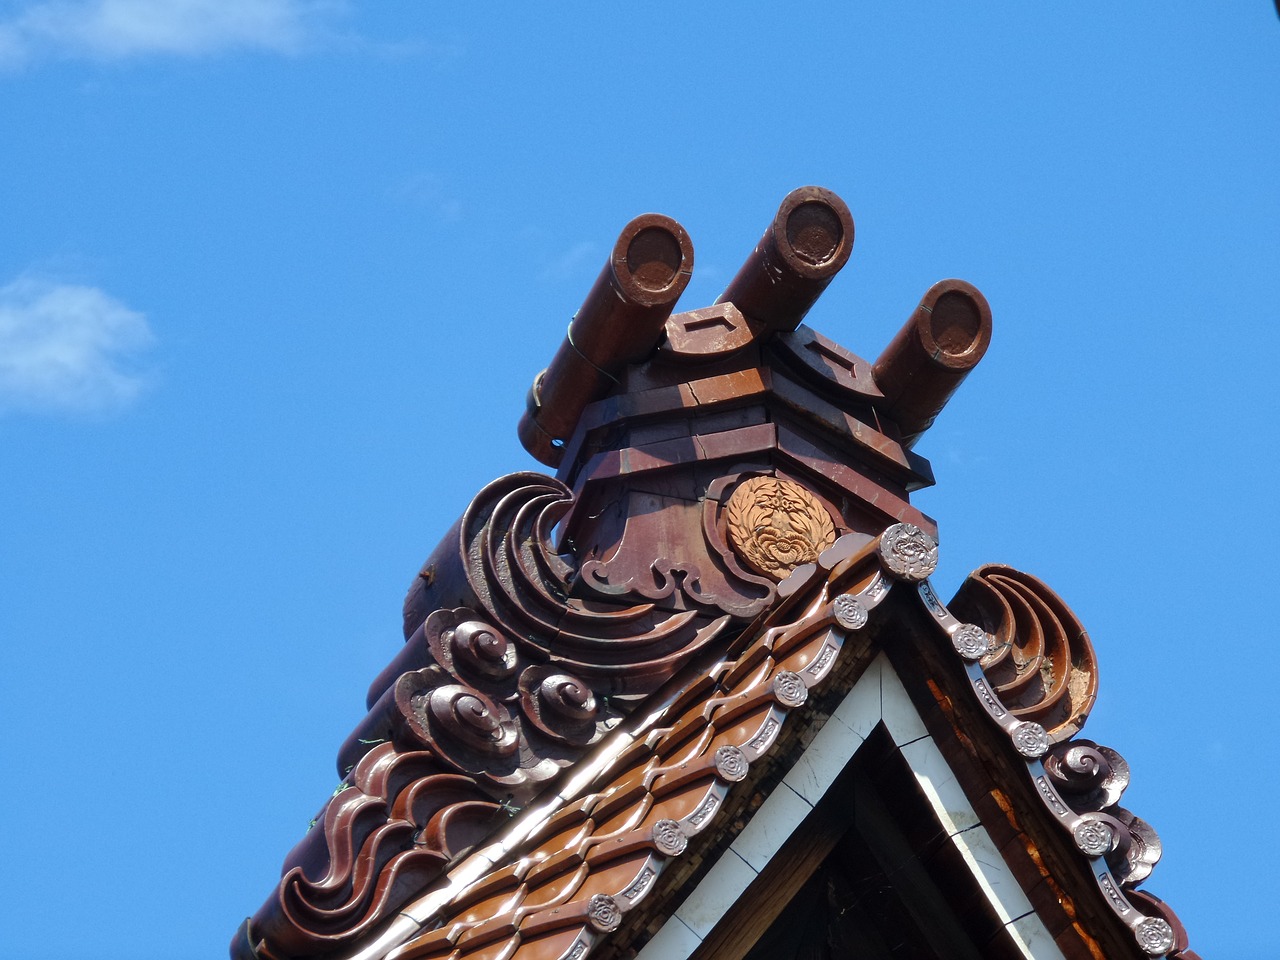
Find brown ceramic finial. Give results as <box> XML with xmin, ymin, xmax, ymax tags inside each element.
<box><xmin>872</xmin><ymin>278</ymin><xmax>992</xmax><ymax>446</ymax></box>
<box><xmin>716</xmin><ymin>185</ymin><xmax>855</xmax><ymax>332</ymax></box>
<box><xmin>518</xmin><ymin>213</ymin><xmax>693</xmax><ymax>466</ymax></box>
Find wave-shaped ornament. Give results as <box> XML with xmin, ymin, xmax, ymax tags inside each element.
<box><xmin>947</xmin><ymin>563</ymin><xmax>1099</xmax><ymax>742</ymax></box>
<box><xmin>240</xmin><ymin>474</ymin><xmax>729</xmax><ymax>959</ymax></box>
<box><xmin>370</xmin><ymin>525</ymin><xmax>1195</xmax><ymax>960</ymax></box>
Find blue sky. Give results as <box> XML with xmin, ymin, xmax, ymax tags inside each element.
<box><xmin>1</xmin><ymin>3</ymin><xmax>1276</xmax><ymax>957</ymax></box>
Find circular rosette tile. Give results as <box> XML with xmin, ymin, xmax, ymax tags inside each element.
<box><xmin>951</xmin><ymin>623</ymin><xmax>992</xmax><ymax>661</ymax></box>
<box><xmin>1135</xmin><ymin>917</ymin><xmax>1175</xmax><ymax>956</ymax></box>
<box><xmin>833</xmin><ymin>593</ymin><xmax>869</xmax><ymax>630</ymax></box>
<box><xmin>651</xmin><ymin>818</ymin><xmax>688</xmax><ymax>857</ymax></box>
<box><xmin>877</xmin><ymin>522</ymin><xmax>938</xmax><ymax>581</ymax></box>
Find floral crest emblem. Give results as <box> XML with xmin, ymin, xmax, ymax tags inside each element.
<box><xmin>725</xmin><ymin>476</ymin><xmax>836</xmax><ymax>580</ymax></box>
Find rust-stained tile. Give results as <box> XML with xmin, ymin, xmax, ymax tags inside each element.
<box><xmin>685</xmin><ymin>367</ymin><xmax>770</xmax><ymax>406</ymax></box>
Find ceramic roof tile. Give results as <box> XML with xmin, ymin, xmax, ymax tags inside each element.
<box><xmin>234</xmin><ymin>188</ymin><xmax>1196</xmax><ymax>960</ymax></box>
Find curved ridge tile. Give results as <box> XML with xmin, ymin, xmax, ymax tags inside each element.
<box><xmin>950</xmin><ymin>563</ymin><xmax>1098</xmax><ymax>741</ymax></box>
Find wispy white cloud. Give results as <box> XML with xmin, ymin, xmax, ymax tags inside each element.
<box><xmin>0</xmin><ymin>0</ymin><xmax>345</xmax><ymax>67</ymax></box>
<box><xmin>539</xmin><ymin>241</ymin><xmax>599</xmax><ymax>283</ymax></box>
<box><xmin>0</xmin><ymin>276</ymin><xmax>155</xmax><ymax>415</ymax></box>
<box><xmin>388</xmin><ymin>172</ymin><xmax>464</xmax><ymax>224</ymax></box>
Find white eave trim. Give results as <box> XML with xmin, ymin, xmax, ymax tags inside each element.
<box><xmin>635</xmin><ymin>652</ymin><xmax>1066</xmax><ymax>960</ymax></box>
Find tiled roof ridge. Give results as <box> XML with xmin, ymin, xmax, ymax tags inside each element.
<box><xmin>359</xmin><ymin>526</ymin><xmax>1197</xmax><ymax>960</ymax></box>
<box><xmin>234</xmin><ymin>473</ymin><xmax>732</xmax><ymax>960</ymax></box>
<box><xmin>912</xmin><ymin>555</ymin><xmax>1196</xmax><ymax>958</ymax></box>
<box><xmin>232</xmin><ymin>188</ymin><xmax>1199</xmax><ymax>960</ymax></box>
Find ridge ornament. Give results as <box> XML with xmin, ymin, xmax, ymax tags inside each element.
<box><xmin>725</xmin><ymin>476</ymin><xmax>836</xmax><ymax>580</ymax></box>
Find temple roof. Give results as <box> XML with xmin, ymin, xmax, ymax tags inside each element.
<box><xmin>233</xmin><ymin>188</ymin><xmax>1197</xmax><ymax>960</ymax></box>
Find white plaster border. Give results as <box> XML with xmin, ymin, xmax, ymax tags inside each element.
<box><xmin>636</xmin><ymin>652</ymin><xmax>1065</xmax><ymax>960</ymax></box>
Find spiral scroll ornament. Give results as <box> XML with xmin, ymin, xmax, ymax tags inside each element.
<box><xmin>451</xmin><ymin>620</ymin><xmax>517</xmax><ymax>680</ymax></box>
<box><xmin>1044</xmin><ymin>740</ymin><xmax>1129</xmax><ymax>811</ymax></box>
<box><xmin>948</xmin><ymin>565</ymin><xmax>1099</xmax><ymax>742</ymax></box>
<box><xmin>415</xmin><ymin>684</ymin><xmax>520</xmax><ymax>761</ymax></box>
<box><xmin>538</xmin><ymin>675</ymin><xmax>596</xmax><ymax>720</ymax></box>
<box><xmin>725</xmin><ymin>477</ymin><xmax>836</xmax><ymax>580</ymax></box>
<box><xmin>242</xmin><ymin>473</ymin><xmax>737</xmax><ymax>959</ymax></box>
<box><xmin>877</xmin><ymin>523</ymin><xmax>938</xmax><ymax>581</ymax></box>
<box><xmin>446</xmin><ymin>473</ymin><xmax>723</xmax><ymax>695</ymax></box>
<box><xmin>1039</xmin><ymin>739</ymin><xmax>1161</xmax><ymax>882</ymax></box>
<box><xmin>1113</xmin><ymin>809</ymin><xmax>1163</xmax><ymax>885</ymax></box>
<box><xmin>424</xmin><ymin>608</ymin><xmax>519</xmax><ymax>696</ymax></box>
<box><xmin>518</xmin><ymin>666</ymin><xmax>602</xmax><ymax>746</ymax></box>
